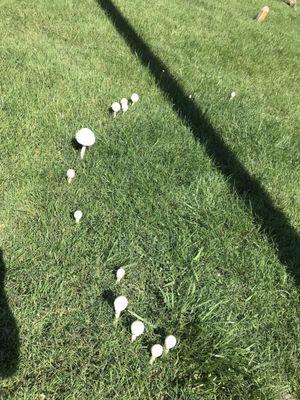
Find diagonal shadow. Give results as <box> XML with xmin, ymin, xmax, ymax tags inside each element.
<box><xmin>0</xmin><ymin>250</ymin><xmax>19</xmax><ymax>378</ymax></box>
<box><xmin>97</xmin><ymin>0</ymin><xmax>300</xmax><ymax>285</ymax></box>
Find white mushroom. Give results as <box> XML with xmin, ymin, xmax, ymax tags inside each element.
<box><xmin>150</xmin><ymin>344</ymin><xmax>163</xmax><ymax>364</ymax></box>
<box><xmin>131</xmin><ymin>93</ymin><xmax>139</xmax><ymax>105</ymax></box>
<box><xmin>114</xmin><ymin>296</ymin><xmax>128</xmax><ymax>320</ymax></box>
<box><xmin>116</xmin><ymin>268</ymin><xmax>125</xmax><ymax>283</ymax></box>
<box><xmin>164</xmin><ymin>335</ymin><xmax>177</xmax><ymax>353</ymax></box>
<box><xmin>75</xmin><ymin>128</ymin><xmax>95</xmax><ymax>159</ymax></box>
<box><xmin>111</xmin><ymin>102</ymin><xmax>121</xmax><ymax>118</ymax></box>
<box><xmin>74</xmin><ymin>210</ymin><xmax>83</xmax><ymax>223</ymax></box>
<box><xmin>122</xmin><ymin>103</ymin><xmax>128</xmax><ymax>113</ymax></box>
<box><xmin>230</xmin><ymin>91</ymin><xmax>236</xmax><ymax>100</ymax></box>
<box><xmin>66</xmin><ymin>169</ymin><xmax>75</xmax><ymax>184</ymax></box>
<box><xmin>121</xmin><ymin>98</ymin><xmax>128</xmax><ymax>113</ymax></box>
<box><xmin>131</xmin><ymin>320</ymin><xmax>145</xmax><ymax>342</ymax></box>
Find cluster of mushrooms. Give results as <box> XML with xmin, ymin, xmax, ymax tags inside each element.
<box><xmin>113</xmin><ymin>270</ymin><xmax>177</xmax><ymax>364</ymax></box>
<box><xmin>66</xmin><ymin>94</ymin><xmax>177</xmax><ymax>364</ymax></box>
<box><xmin>111</xmin><ymin>93</ymin><xmax>139</xmax><ymax>117</ymax></box>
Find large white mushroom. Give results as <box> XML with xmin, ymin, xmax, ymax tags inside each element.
<box><xmin>75</xmin><ymin>128</ymin><xmax>95</xmax><ymax>159</ymax></box>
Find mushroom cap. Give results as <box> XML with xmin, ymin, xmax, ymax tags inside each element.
<box><xmin>74</xmin><ymin>210</ymin><xmax>83</xmax><ymax>219</ymax></box>
<box><xmin>131</xmin><ymin>320</ymin><xmax>145</xmax><ymax>335</ymax></box>
<box><xmin>114</xmin><ymin>296</ymin><xmax>128</xmax><ymax>312</ymax></box>
<box><xmin>67</xmin><ymin>168</ymin><xmax>76</xmax><ymax>178</ymax></box>
<box><xmin>165</xmin><ymin>335</ymin><xmax>177</xmax><ymax>349</ymax></box>
<box><xmin>121</xmin><ymin>98</ymin><xmax>128</xmax><ymax>105</ymax></box>
<box><xmin>116</xmin><ymin>268</ymin><xmax>125</xmax><ymax>279</ymax></box>
<box><xmin>151</xmin><ymin>344</ymin><xmax>163</xmax><ymax>358</ymax></box>
<box><xmin>131</xmin><ymin>93</ymin><xmax>139</xmax><ymax>103</ymax></box>
<box><xmin>75</xmin><ymin>128</ymin><xmax>95</xmax><ymax>147</ymax></box>
<box><xmin>112</xmin><ymin>102</ymin><xmax>121</xmax><ymax>112</ymax></box>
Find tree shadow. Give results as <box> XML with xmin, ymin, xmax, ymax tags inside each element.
<box><xmin>0</xmin><ymin>250</ymin><xmax>19</xmax><ymax>378</ymax></box>
<box><xmin>96</xmin><ymin>0</ymin><xmax>300</xmax><ymax>285</ymax></box>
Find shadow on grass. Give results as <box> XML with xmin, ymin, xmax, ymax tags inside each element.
<box><xmin>0</xmin><ymin>250</ymin><xmax>19</xmax><ymax>378</ymax></box>
<box><xmin>102</xmin><ymin>289</ymin><xmax>116</xmax><ymax>308</ymax></box>
<box><xmin>71</xmin><ymin>137</ymin><xmax>81</xmax><ymax>151</ymax></box>
<box><xmin>96</xmin><ymin>0</ymin><xmax>300</xmax><ymax>285</ymax></box>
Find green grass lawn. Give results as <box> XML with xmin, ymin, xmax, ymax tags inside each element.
<box><xmin>0</xmin><ymin>0</ymin><xmax>300</xmax><ymax>398</ymax></box>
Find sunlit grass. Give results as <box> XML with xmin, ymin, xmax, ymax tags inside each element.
<box><xmin>0</xmin><ymin>0</ymin><xmax>299</xmax><ymax>398</ymax></box>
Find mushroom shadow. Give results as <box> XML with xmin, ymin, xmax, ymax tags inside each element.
<box><xmin>96</xmin><ymin>0</ymin><xmax>300</xmax><ymax>286</ymax></box>
<box><xmin>112</xmin><ymin>265</ymin><xmax>119</xmax><ymax>278</ymax></box>
<box><xmin>0</xmin><ymin>250</ymin><xmax>19</xmax><ymax>378</ymax></box>
<box><xmin>153</xmin><ymin>326</ymin><xmax>166</xmax><ymax>342</ymax></box>
<box><xmin>120</xmin><ymin>312</ymin><xmax>132</xmax><ymax>331</ymax></box>
<box><xmin>107</xmin><ymin>106</ymin><xmax>114</xmax><ymax>116</ymax></box>
<box><xmin>101</xmin><ymin>289</ymin><xmax>116</xmax><ymax>308</ymax></box>
<box><xmin>71</xmin><ymin>138</ymin><xmax>81</xmax><ymax>151</ymax></box>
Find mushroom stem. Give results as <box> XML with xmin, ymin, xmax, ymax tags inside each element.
<box><xmin>68</xmin><ymin>176</ymin><xmax>72</xmax><ymax>184</ymax></box>
<box><xmin>80</xmin><ymin>146</ymin><xmax>86</xmax><ymax>159</ymax></box>
<box><xmin>150</xmin><ymin>356</ymin><xmax>155</xmax><ymax>365</ymax></box>
<box><xmin>113</xmin><ymin>312</ymin><xmax>121</xmax><ymax>326</ymax></box>
<box><xmin>131</xmin><ymin>335</ymin><xmax>137</xmax><ymax>342</ymax></box>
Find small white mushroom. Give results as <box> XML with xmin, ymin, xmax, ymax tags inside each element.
<box><xmin>230</xmin><ymin>91</ymin><xmax>236</xmax><ymax>100</ymax></box>
<box><xmin>75</xmin><ymin>128</ymin><xmax>96</xmax><ymax>159</ymax></box>
<box><xmin>116</xmin><ymin>268</ymin><xmax>125</xmax><ymax>283</ymax></box>
<box><xmin>114</xmin><ymin>296</ymin><xmax>128</xmax><ymax>320</ymax></box>
<box><xmin>111</xmin><ymin>102</ymin><xmax>121</xmax><ymax>118</ymax></box>
<box><xmin>66</xmin><ymin>169</ymin><xmax>75</xmax><ymax>184</ymax></box>
<box><xmin>131</xmin><ymin>93</ymin><xmax>139</xmax><ymax>105</ymax></box>
<box><xmin>74</xmin><ymin>210</ymin><xmax>83</xmax><ymax>223</ymax></box>
<box><xmin>150</xmin><ymin>344</ymin><xmax>163</xmax><ymax>364</ymax></box>
<box><xmin>131</xmin><ymin>320</ymin><xmax>145</xmax><ymax>342</ymax></box>
<box><xmin>122</xmin><ymin>103</ymin><xmax>129</xmax><ymax>113</ymax></box>
<box><xmin>164</xmin><ymin>335</ymin><xmax>177</xmax><ymax>353</ymax></box>
<box><xmin>121</xmin><ymin>98</ymin><xmax>128</xmax><ymax>107</ymax></box>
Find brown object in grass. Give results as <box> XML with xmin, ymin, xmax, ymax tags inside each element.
<box><xmin>281</xmin><ymin>393</ymin><xmax>299</xmax><ymax>400</ymax></box>
<box><xmin>284</xmin><ymin>0</ymin><xmax>297</xmax><ymax>7</ymax></box>
<box><xmin>256</xmin><ymin>6</ymin><xmax>270</xmax><ymax>22</ymax></box>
